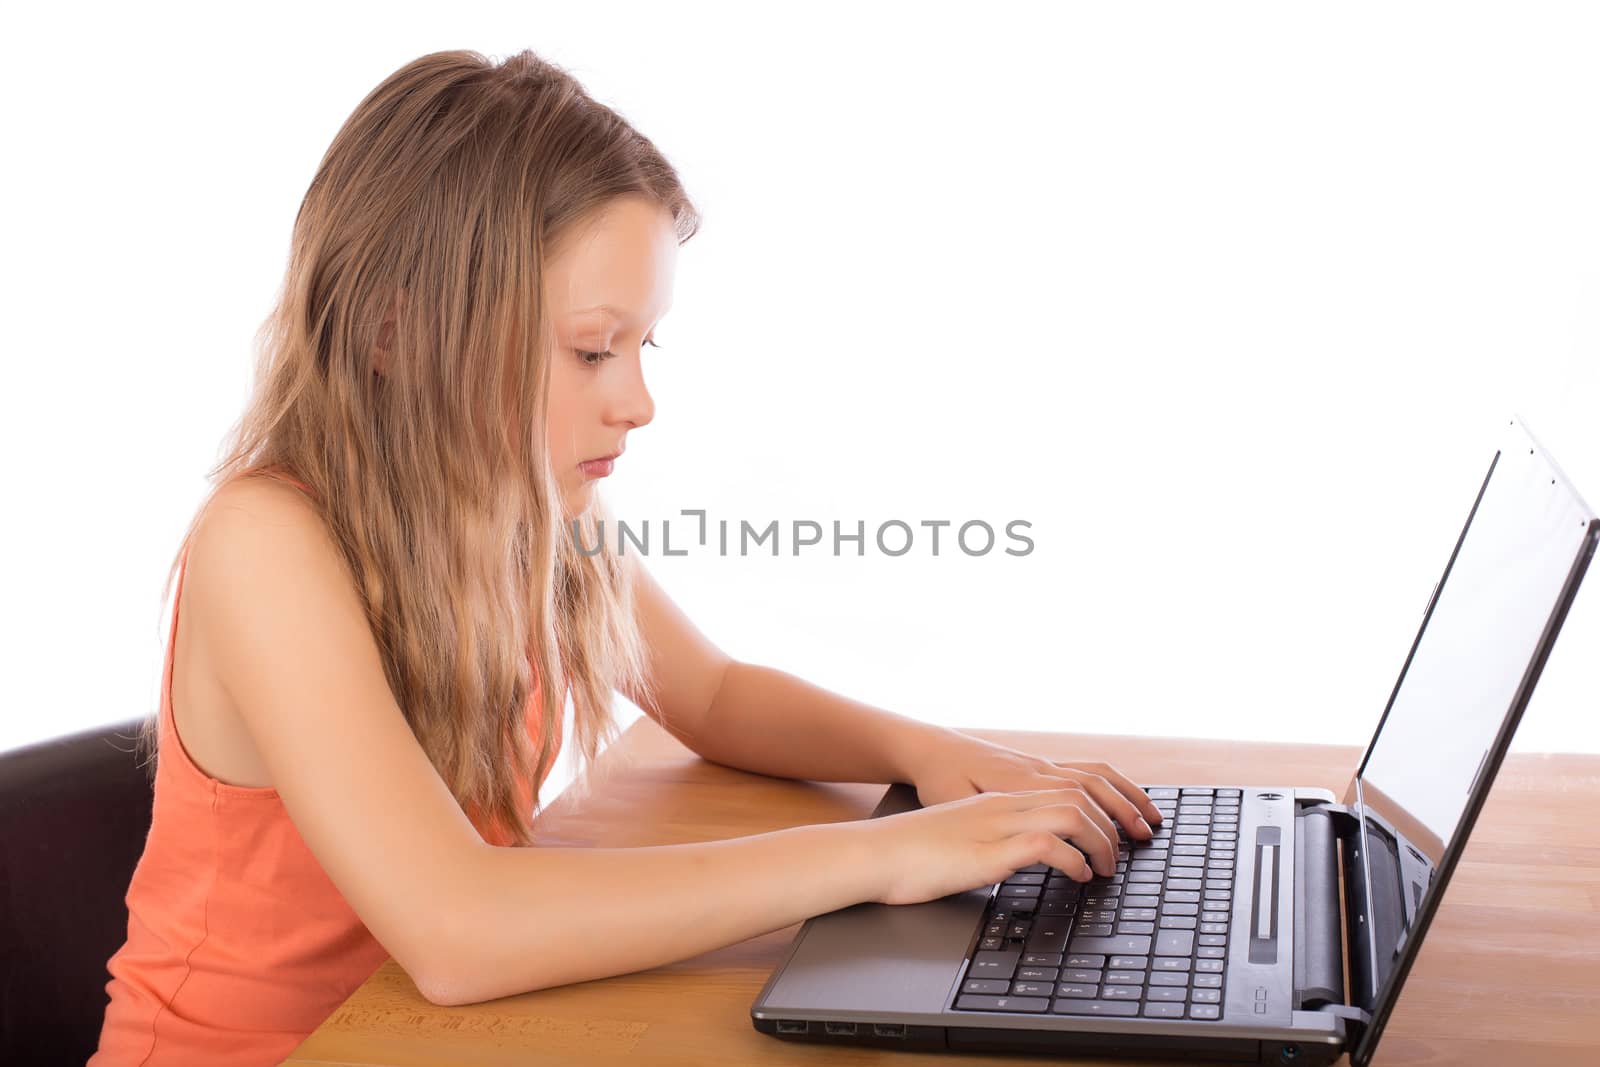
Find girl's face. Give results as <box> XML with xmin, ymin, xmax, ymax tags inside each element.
<box><xmin>544</xmin><ymin>195</ymin><xmax>677</xmax><ymax>516</ymax></box>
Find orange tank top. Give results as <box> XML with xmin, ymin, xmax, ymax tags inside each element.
<box><xmin>91</xmin><ymin>467</ymin><xmax>563</xmax><ymax>1066</ymax></box>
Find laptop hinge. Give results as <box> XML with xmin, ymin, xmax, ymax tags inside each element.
<box><xmin>1315</xmin><ymin>1002</ymin><xmax>1373</xmax><ymax>1048</ymax></box>
<box><xmin>1298</xmin><ymin>800</ymin><xmax>1380</xmax><ymax>1019</ymax></box>
<box><xmin>1294</xmin><ymin>804</ymin><xmax>1347</xmax><ymax>1009</ymax></box>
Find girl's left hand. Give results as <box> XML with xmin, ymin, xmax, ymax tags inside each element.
<box><xmin>903</xmin><ymin>728</ymin><xmax>1164</xmax><ymax>842</ymax></box>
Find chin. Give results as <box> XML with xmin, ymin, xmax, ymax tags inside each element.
<box><xmin>558</xmin><ymin>482</ymin><xmax>596</xmax><ymax>518</ymax></box>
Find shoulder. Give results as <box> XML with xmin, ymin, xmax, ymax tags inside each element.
<box><xmin>183</xmin><ymin>475</ymin><xmax>363</xmax><ymax>675</ymax></box>
<box><xmin>189</xmin><ymin>474</ymin><xmax>334</xmax><ymax>578</ymax></box>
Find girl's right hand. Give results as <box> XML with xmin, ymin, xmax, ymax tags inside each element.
<box><xmin>865</xmin><ymin>787</ymin><xmax>1122</xmax><ymax>907</ymax></box>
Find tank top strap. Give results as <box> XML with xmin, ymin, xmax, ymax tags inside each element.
<box><xmin>245</xmin><ymin>464</ymin><xmax>318</xmax><ymax>501</ymax></box>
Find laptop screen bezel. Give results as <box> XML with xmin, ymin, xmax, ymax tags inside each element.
<box><xmin>1346</xmin><ymin>417</ymin><xmax>1599</xmax><ymax>1067</ymax></box>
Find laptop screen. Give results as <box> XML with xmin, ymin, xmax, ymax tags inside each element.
<box><xmin>1345</xmin><ymin>417</ymin><xmax>1597</xmax><ymax>1066</ymax></box>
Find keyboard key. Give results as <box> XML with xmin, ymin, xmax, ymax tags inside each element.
<box><xmin>1061</xmin><ymin>969</ymin><xmax>1101</xmax><ymax>984</ymax></box>
<box><xmin>1161</xmin><ymin>903</ymin><xmax>1199</xmax><ymax>917</ymax></box>
<box><xmin>1152</xmin><ymin>957</ymin><xmax>1190</xmax><ymax>972</ymax></box>
<box><xmin>1018</xmin><ymin>966</ymin><xmax>1061</xmax><ymax>982</ymax></box>
<box><xmin>964</xmin><ymin>978</ymin><xmax>1010</xmax><ymax>994</ymax></box>
<box><xmin>1053</xmin><ymin>999</ymin><xmax>1140</xmax><ymax>1016</ymax></box>
<box><xmin>1074</xmin><ymin>924</ymin><xmax>1113</xmax><ymax>937</ymax></box>
<box><xmin>970</xmin><ymin>950</ymin><xmax>1022</xmax><ymax>979</ymax></box>
<box><xmin>1150</xmin><ymin>972</ymin><xmax>1189</xmax><ymax>987</ymax></box>
<box><xmin>1164</xmin><ymin>890</ymin><xmax>1200</xmax><ymax>903</ymax></box>
<box><xmin>1197</xmin><ymin>935</ymin><xmax>1227</xmax><ymax>947</ymax></box>
<box><xmin>1067</xmin><ymin>934</ymin><xmax>1151</xmax><ymax>955</ymax></box>
<box><xmin>1104</xmin><ymin>970</ymin><xmax>1145</xmax><ymax>984</ymax></box>
<box><xmin>957</xmin><ymin>994</ymin><xmax>1049</xmax><ymax>1012</ymax></box>
<box><xmin>1025</xmin><ymin>919</ymin><xmax>1073</xmax><ymax>952</ymax></box>
<box><xmin>1004</xmin><ymin>872</ymin><xmax>1047</xmax><ymax>885</ymax></box>
<box><xmin>1101</xmin><ymin>986</ymin><xmax>1141</xmax><ymax>1000</ymax></box>
<box><xmin>1023</xmin><ymin>952</ymin><xmax>1064</xmax><ymax>966</ymax></box>
<box><xmin>1194</xmin><ymin>974</ymin><xmax>1223</xmax><ymax>988</ymax></box>
<box><xmin>1200</xmin><ymin>923</ymin><xmax>1229</xmax><ymax>934</ymax></box>
<box><xmin>1147</xmin><ymin>986</ymin><xmax>1188</xmax><ymax>1001</ymax></box>
<box><xmin>1156</xmin><ymin>929</ymin><xmax>1195</xmax><ymax>956</ymax></box>
<box><xmin>1065</xmin><ymin>954</ymin><xmax>1105</xmax><ymax>968</ymax></box>
<box><xmin>1109</xmin><ymin>955</ymin><xmax>1148</xmax><ymax>969</ymax></box>
<box><xmin>1055</xmin><ymin>982</ymin><xmax>1098</xmax><ymax>998</ymax></box>
<box><xmin>1159</xmin><ymin>916</ymin><xmax>1197</xmax><ymax>929</ymax></box>
<box><xmin>1012</xmin><ymin>981</ymin><xmax>1053</xmax><ymax>996</ymax></box>
<box><xmin>1198</xmin><ymin>946</ymin><xmax>1225</xmax><ymax>959</ymax></box>
<box><xmin>1196</xmin><ymin>959</ymin><xmax>1225</xmax><ymax>973</ymax></box>
<box><xmin>1117</xmin><ymin>921</ymin><xmax>1155</xmax><ymax>935</ymax></box>
<box><xmin>1192</xmin><ymin>988</ymin><xmax>1222</xmax><ymax>1003</ymax></box>
<box><xmin>980</xmin><ymin>937</ymin><xmax>1004</xmax><ymax>950</ymax></box>
<box><xmin>1190</xmin><ymin>1004</ymin><xmax>1222</xmax><ymax>1019</ymax></box>
<box><xmin>1144</xmin><ymin>1002</ymin><xmax>1185</xmax><ymax>1017</ymax></box>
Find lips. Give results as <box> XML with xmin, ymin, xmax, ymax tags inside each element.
<box><xmin>579</xmin><ymin>450</ymin><xmax>620</xmax><ymax>480</ymax></box>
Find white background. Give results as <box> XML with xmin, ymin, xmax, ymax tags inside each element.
<box><xmin>4</xmin><ymin>2</ymin><xmax>1597</xmax><ymax>813</ymax></box>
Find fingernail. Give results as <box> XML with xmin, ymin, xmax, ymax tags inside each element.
<box><xmin>1137</xmin><ymin>817</ymin><xmax>1152</xmax><ymax>836</ymax></box>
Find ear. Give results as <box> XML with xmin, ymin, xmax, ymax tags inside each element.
<box><xmin>371</xmin><ymin>288</ymin><xmax>408</xmax><ymax>376</ymax></box>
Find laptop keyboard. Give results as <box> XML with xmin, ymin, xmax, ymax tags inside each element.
<box><xmin>952</xmin><ymin>787</ymin><xmax>1241</xmax><ymax>1020</ymax></box>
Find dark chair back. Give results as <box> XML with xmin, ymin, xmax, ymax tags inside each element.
<box><xmin>0</xmin><ymin>719</ymin><xmax>154</xmax><ymax>1066</ymax></box>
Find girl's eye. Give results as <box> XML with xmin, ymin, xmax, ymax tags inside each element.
<box><xmin>578</xmin><ymin>338</ymin><xmax>661</xmax><ymax>366</ymax></box>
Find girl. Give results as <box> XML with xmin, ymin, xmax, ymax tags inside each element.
<box><xmin>91</xmin><ymin>48</ymin><xmax>1162</xmax><ymax>1066</ymax></box>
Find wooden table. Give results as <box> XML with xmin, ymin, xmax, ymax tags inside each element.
<box><xmin>284</xmin><ymin>717</ymin><xmax>1600</xmax><ymax>1066</ymax></box>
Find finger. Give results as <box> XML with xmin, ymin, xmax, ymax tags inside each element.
<box><xmin>1040</xmin><ymin>783</ymin><xmax>1119</xmax><ymax>854</ymax></box>
<box><xmin>1063</xmin><ymin>772</ymin><xmax>1153</xmax><ymax>841</ymax></box>
<box><xmin>1007</xmin><ymin>830</ymin><xmax>1093</xmax><ymax>883</ymax></box>
<box><xmin>1061</xmin><ymin>761</ymin><xmax>1163</xmax><ymax>826</ymax></box>
<box><xmin>1030</xmin><ymin>801</ymin><xmax>1116</xmax><ymax>878</ymax></box>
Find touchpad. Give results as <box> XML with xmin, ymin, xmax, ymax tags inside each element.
<box><xmin>757</xmin><ymin>887</ymin><xmax>991</xmax><ymax>1015</ymax></box>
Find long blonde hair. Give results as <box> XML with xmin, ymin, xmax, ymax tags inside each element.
<box><xmin>141</xmin><ymin>48</ymin><xmax>701</xmax><ymax>845</ymax></box>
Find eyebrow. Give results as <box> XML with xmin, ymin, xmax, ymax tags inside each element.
<box><xmin>571</xmin><ymin>302</ymin><xmax>671</xmax><ymax>323</ymax></box>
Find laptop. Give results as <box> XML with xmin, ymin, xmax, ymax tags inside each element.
<box><xmin>752</xmin><ymin>415</ymin><xmax>1599</xmax><ymax>1066</ymax></box>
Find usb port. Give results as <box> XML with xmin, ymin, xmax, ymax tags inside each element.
<box><xmin>873</xmin><ymin>1023</ymin><xmax>907</xmax><ymax>1038</ymax></box>
<box><xmin>825</xmin><ymin>1022</ymin><xmax>857</xmax><ymax>1035</ymax></box>
<box><xmin>775</xmin><ymin>1019</ymin><xmax>808</xmax><ymax>1035</ymax></box>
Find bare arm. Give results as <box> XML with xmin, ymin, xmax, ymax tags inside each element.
<box><xmin>191</xmin><ymin>480</ymin><xmax>884</xmax><ymax>1006</ymax></box>
<box><xmin>614</xmin><ymin>552</ymin><xmax>952</xmax><ymax>784</ymax></box>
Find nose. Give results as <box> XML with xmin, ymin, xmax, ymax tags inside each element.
<box><xmin>607</xmin><ymin>350</ymin><xmax>655</xmax><ymax>431</ymax></box>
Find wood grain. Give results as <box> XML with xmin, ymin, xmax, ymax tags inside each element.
<box><xmin>283</xmin><ymin>718</ymin><xmax>1600</xmax><ymax>1066</ymax></box>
